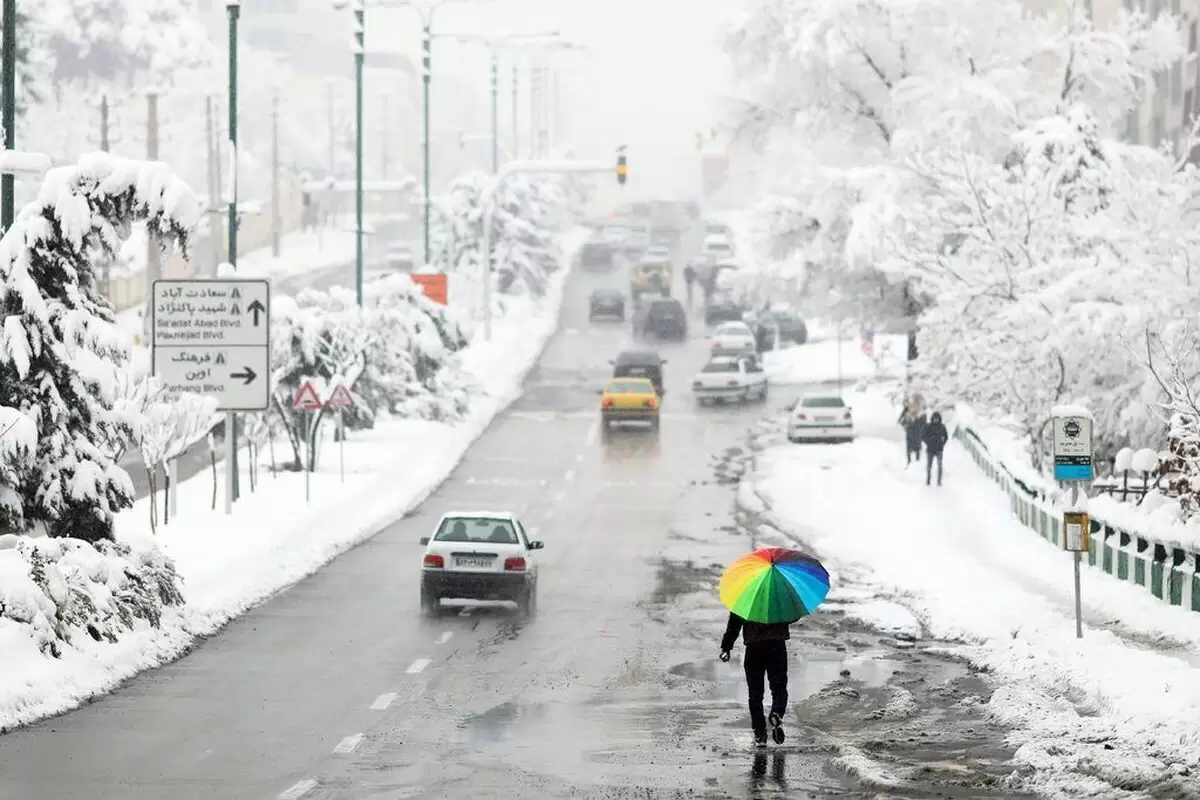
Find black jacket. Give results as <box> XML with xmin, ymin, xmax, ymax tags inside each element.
<box><xmin>923</xmin><ymin>420</ymin><xmax>949</xmax><ymax>454</ymax></box>
<box><xmin>721</xmin><ymin>612</ymin><xmax>790</xmax><ymax>652</ymax></box>
<box><xmin>900</xmin><ymin>410</ymin><xmax>926</xmax><ymax>448</ymax></box>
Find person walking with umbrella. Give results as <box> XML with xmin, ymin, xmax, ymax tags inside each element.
<box><xmin>719</xmin><ymin>547</ymin><xmax>830</xmax><ymax>747</ymax></box>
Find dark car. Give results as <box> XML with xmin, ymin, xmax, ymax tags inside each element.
<box><xmin>637</xmin><ymin>297</ymin><xmax>688</xmax><ymax>340</ymax></box>
<box><xmin>756</xmin><ymin>307</ymin><xmax>808</xmax><ymax>344</ymax></box>
<box><xmin>610</xmin><ymin>349</ymin><xmax>666</xmax><ymax>395</ymax></box>
<box><xmin>705</xmin><ymin>290</ymin><xmax>745</xmax><ymax>326</ymax></box>
<box><xmin>579</xmin><ymin>240</ymin><xmax>615</xmax><ymax>271</ymax></box>
<box><xmin>588</xmin><ymin>287</ymin><xmax>626</xmax><ymax>321</ymax></box>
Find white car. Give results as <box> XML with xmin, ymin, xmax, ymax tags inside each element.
<box><xmin>386</xmin><ymin>243</ymin><xmax>415</xmax><ymax>272</ymax></box>
<box><xmin>788</xmin><ymin>394</ymin><xmax>855</xmax><ymax>443</ymax></box>
<box><xmin>419</xmin><ymin>511</ymin><xmax>543</xmax><ymax>615</ymax></box>
<box><xmin>709</xmin><ymin>321</ymin><xmax>757</xmax><ymax>356</ymax></box>
<box><xmin>701</xmin><ymin>233</ymin><xmax>735</xmax><ymax>259</ymax></box>
<box><xmin>692</xmin><ymin>354</ymin><xmax>767</xmax><ymax>404</ymax></box>
<box><xmin>643</xmin><ymin>245</ymin><xmax>670</xmax><ymax>260</ymax></box>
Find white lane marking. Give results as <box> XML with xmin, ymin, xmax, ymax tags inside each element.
<box><xmin>563</xmin><ymin>469</ymin><xmax>576</xmax><ymax>482</ymax></box>
<box><xmin>459</xmin><ymin>606</ymin><xmax>474</xmax><ymax>617</ymax></box>
<box><xmin>406</xmin><ymin>658</ymin><xmax>432</xmax><ymax>674</ymax></box>
<box><xmin>575</xmin><ymin>453</ymin><xmax>584</xmax><ymax>463</ymax></box>
<box><xmin>333</xmin><ymin>734</ymin><xmax>363</xmax><ymax>754</ymax></box>
<box><xmin>279</xmin><ymin>779</ymin><xmax>317</xmax><ymax>799</ymax></box>
<box><xmin>370</xmin><ymin>692</ymin><xmax>397</xmax><ymax>710</ymax></box>
<box><xmin>553</xmin><ymin>490</ymin><xmax>566</xmax><ymax>502</ymax></box>
<box><xmin>435</xmin><ymin>631</ymin><xmax>454</xmax><ymax>645</ymax></box>
<box><xmin>544</xmin><ymin>508</ymin><xmax>555</xmax><ymax>519</ymax></box>
<box><xmin>584</xmin><ymin>421</ymin><xmax>599</xmax><ymax>446</ymax></box>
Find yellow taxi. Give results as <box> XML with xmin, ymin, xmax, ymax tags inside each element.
<box><xmin>599</xmin><ymin>377</ymin><xmax>661</xmax><ymax>431</ymax></box>
<box><xmin>629</xmin><ymin>257</ymin><xmax>672</xmax><ymax>299</ymax></box>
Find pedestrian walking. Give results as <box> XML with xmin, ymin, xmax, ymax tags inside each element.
<box><xmin>720</xmin><ymin>612</ymin><xmax>790</xmax><ymax>747</ymax></box>
<box><xmin>899</xmin><ymin>402</ymin><xmax>926</xmax><ymax>466</ymax></box>
<box><xmin>923</xmin><ymin>411</ymin><xmax>949</xmax><ymax>486</ymax></box>
<box><xmin>683</xmin><ymin>264</ymin><xmax>696</xmax><ymax>307</ymax></box>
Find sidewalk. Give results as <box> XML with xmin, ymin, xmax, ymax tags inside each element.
<box><xmin>744</xmin><ymin>381</ymin><xmax>1200</xmax><ymax>798</ymax></box>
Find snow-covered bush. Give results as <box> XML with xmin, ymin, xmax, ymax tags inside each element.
<box><xmin>133</xmin><ymin>379</ymin><xmax>218</xmax><ymax>532</ymax></box>
<box><xmin>0</xmin><ymin>533</ymin><xmax>183</xmax><ymax>658</ymax></box>
<box><xmin>0</xmin><ymin>153</ymin><xmax>197</xmax><ymax>542</ymax></box>
<box><xmin>269</xmin><ymin>278</ymin><xmax>470</xmax><ymax>470</ymax></box>
<box><xmin>430</xmin><ymin>169</ymin><xmax>571</xmax><ymax>306</ymax></box>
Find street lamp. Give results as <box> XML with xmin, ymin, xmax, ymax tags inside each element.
<box><xmin>447</xmin><ymin>31</ymin><xmax>561</xmax><ymax>173</ymax></box>
<box><xmin>503</xmin><ymin>39</ymin><xmax>585</xmax><ymax>159</ymax></box>
<box><xmin>337</xmin><ymin>0</ymin><xmax>490</xmax><ymax>273</ymax></box>
<box><xmin>1</xmin><ymin>0</ymin><xmax>18</xmax><ymax>232</ymax></box>
<box><xmin>225</xmin><ymin>0</ymin><xmax>242</xmax><ymax>509</ymax></box>
<box><xmin>331</xmin><ymin>0</ymin><xmax>367</xmax><ymax>306</ymax></box>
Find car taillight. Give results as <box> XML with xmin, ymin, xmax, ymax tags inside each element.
<box><xmin>644</xmin><ymin>398</ymin><xmax>657</xmax><ymax>408</ymax></box>
<box><xmin>423</xmin><ymin>554</ymin><xmax>444</xmax><ymax>568</ymax></box>
<box><xmin>602</xmin><ymin>398</ymin><xmax>613</xmax><ymax>407</ymax></box>
<box><xmin>843</xmin><ymin>412</ymin><xmax>852</xmax><ymax>420</ymax></box>
<box><xmin>796</xmin><ymin>413</ymin><xmax>808</xmax><ymax>421</ymax></box>
<box><xmin>727</xmin><ymin>380</ymin><xmax>740</xmax><ymax>387</ymax></box>
<box><xmin>504</xmin><ymin>557</ymin><xmax>526</xmax><ymax>572</ymax></box>
<box><xmin>692</xmin><ymin>380</ymin><xmax>702</xmax><ymax>388</ymax></box>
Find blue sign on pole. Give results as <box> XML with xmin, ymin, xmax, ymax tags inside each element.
<box><xmin>1054</xmin><ymin>462</ymin><xmax>1094</xmax><ymax>482</ymax></box>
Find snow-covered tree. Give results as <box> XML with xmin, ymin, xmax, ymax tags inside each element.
<box><xmin>0</xmin><ymin>153</ymin><xmax>197</xmax><ymax>541</ymax></box>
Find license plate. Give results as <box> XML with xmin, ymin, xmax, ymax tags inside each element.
<box><xmin>456</xmin><ymin>557</ymin><xmax>491</xmax><ymax>568</ymax></box>
<box><xmin>817</xmin><ymin>416</ymin><xmax>834</xmax><ymax>422</ymax></box>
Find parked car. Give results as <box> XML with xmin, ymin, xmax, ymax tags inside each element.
<box><xmin>636</xmin><ymin>297</ymin><xmax>688</xmax><ymax>340</ymax></box>
<box><xmin>692</xmin><ymin>354</ymin><xmax>767</xmax><ymax>405</ymax></box>
<box><xmin>386</xmin><ymin>242</ymin><xmax>415</xmax><ymax>272</ymax></box>
<box><xmin>579</xmin><ymin>240</ymin><xmax>616</xmax><ymax>271</ymax></box>
<box><xmin>749</xmin><ymin>304</ymin><xmax>808</xmax><ymax>345</ymax></box>
<box><xmin>787</xmin><ymin>394</ymin><xmax>855</xmax><ymax>443</ymax></box>
<box><xmin>588</xmin><ymin>287</ymin><xmax>626</xmax><ymax>321</ymax></box>
<box><xmin>419</xmin><ymin>512</ymin><xmax>543</xmax><ymax>615</ymax></box>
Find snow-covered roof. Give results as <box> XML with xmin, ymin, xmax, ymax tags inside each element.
<box><xmin>1051</xmin><ymin>404</ymin><xmax>1094</xmax><ymax>419</ymax></box>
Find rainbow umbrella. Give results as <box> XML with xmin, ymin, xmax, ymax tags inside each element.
<box><xmin>719</xmin><ymin>547</ymin><xmax>830</xmax><ymax>624</ymax></box>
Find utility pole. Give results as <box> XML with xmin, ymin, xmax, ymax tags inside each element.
<box><xmin>327</xmin><ymin>80</ymin><xmax>336</xmax><ymax>180</ymax></box>
<box><xmin>490</xmin><ymin>53</ymin><xmax>499</xmax><ymax>173</ymax></box>
<box><xmin>1</xmin><ymin>0</ymin><xmax>17</xmax><ymax>232</ymax></box>
<box><xmin>271</xmin><ymin>89</ymin><xmax>280</xmax><ymax>257</ymax></box>
<box><xmin>381</xmin><ymin>92</ymin><xmax>390</xmax><ymax>180</ymax></box>
<box><xmin>529</xmin><ymin>65</ymin><xmax>540</xmax><ymax>157</ymax></box>
<box><xmin>511</xmin><ymin>63</ymin><xmax>519</xmax><ymax>158</ymax></box>
<box><xmin>207</xmin><ymin>96</ymin><xmax>224</xmax><ymax>274</ymax></box>
<box><xmin>226</xmin><ymin>0</ymin><xmax>241</xmax><ymax>509</ymax></box>
<box><xmin>145</xmin><ymin>91</ymin><xmax>161</xmax><ymax>340</ymax></box>
<box><xmin>421</xmin><ymin>23</ymin><xmax>431</xmax><ymax>267</ymax></box>
<box><xmin>353</xmin><ymin>0</ymin><xmax>365</xmax><ymax>306</ymax></box>
<box><xmin>100</xmin><ymin>96</ymin><xmax>110</xmax><ymax>151</ymax></box>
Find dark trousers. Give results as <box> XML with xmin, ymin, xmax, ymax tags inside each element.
<box><xmin>906</xmin><ymin>443</ymin><xmax>921</xmax><ymax>464</ymax></box>
<box><xmin>744</xmin><ymin>641</ymin><xmax>788</xmax><ymax>734</ymax></box>
<box><xmin>926</xmin><ymin>450</ymin><xmax>943</xmax><ymax>485</ymax></box>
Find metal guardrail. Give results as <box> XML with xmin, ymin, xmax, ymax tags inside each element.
<box><xmin>955</xmin><ymin>426</ymin><xmax>1200</xmax><ymax>613</ymax></box>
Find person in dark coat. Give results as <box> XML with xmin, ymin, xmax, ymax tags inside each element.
<box><xmin>720</xmin><ymin>613</ymin><xmax>790</xmax><ymax>746</ymax></box>
<box><xmin>923</xmin><ymin>411</ymin><xmax>949</xmax><ymax>486</ymax></box>
<box><xmin>683</xmin><ymin>264</ymin><xmax>697</xmax><ymax>307</ymax></box>
<box><xmin>899</xmin><ymin>405</ymin><xmax>926</xmax><ymax>465</ymax></box>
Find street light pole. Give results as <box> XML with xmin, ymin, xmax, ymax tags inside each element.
<box><xmin>490</xmin><ymin>52</ymin><xmax>499</xmax><ymax>173</ymax></box>
<box><xmin>354</xmin><ymin>0</ymin><xmax>365</xmax><ymax>306</ymax></box>
<box><xmin>421</xmin><ymin>23</ymin><xmax>431</xmax><ymax>267</ymax></box>
<box><xmin>1</xmin><ymin>0</ymin><xmax>16</xmax><ymax>233</ymax></box>
<box><xmin>511</xmin><ymin>64</ymin><xmax>519</xmax><ymax>158</ymax></box>
<box><xmin>226</xmin><ymin>0</ymin><xmax>241</xmax><ymax>509</ymax></box>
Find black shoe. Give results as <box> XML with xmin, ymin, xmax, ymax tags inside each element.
<box><xmin>768</xmin><ymin>712</ymin><xmax>785</xmax><ymax>744</ymax></box>
<box><xmin>753</xmin><ymin>731</ymin><xmax>767</xmax><ymax>747</ymax></box>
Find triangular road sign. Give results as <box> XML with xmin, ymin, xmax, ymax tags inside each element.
<box><xmin>292</xmin><ymin>381</ymin><xmax>323</xmax><ymax>411</ymax></box>
<box><xmin>326</xmin><ymin>384</ymin><xmax>355</xmax><ymax>408</ymax></box>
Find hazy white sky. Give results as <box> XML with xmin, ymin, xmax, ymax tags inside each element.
<box><xmin>368</xmin><ymin>0</ymin><xmax>737</xmax><ymax>200</ymax></box>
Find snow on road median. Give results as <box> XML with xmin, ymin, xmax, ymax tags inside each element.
<box><xmin>743</xmin><ymin>386</ymin><xmax>1200</xmax><ymax>797</ymax></box>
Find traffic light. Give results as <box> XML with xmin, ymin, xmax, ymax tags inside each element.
<box><xmin>616</xmin><ymin>153</ymin><xmax>627</xmax><ymax>186</ymax></box>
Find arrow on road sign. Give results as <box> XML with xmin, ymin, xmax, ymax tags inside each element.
<box><xmin>327</xmin><ymin>384</ymin><xmax>355</xmax><ymax>408</ymax></box>
<box><xmin>292</xmin><ymin>381</ymin><xmax>323</xmax><ymax>411</ymax></box>
<box><xmin>248</xmin><ymin>299</ymin><xmax>266</xmax><ymax>326</ymax></box>
<box><xmin>231</xmin><ymin>367</ymin><xmax>257</xmax><ymax>385</ymax></box>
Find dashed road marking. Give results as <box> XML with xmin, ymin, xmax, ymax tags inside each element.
<box><xmin>584</xmin><ymin>421</ymin><xmax>599</xmax><ymax>445</ymax></box>
<box><xmin>564</xmin><ymin>468</ymin><xmax>576</xmax><ymax>482</ymax></box>
<box><xmin>435</xmin><ymin>631</ymin><xmax>454</xmax><ymax>645</ymax></box>
<box><xmin>333</xmin><ymin>734</ymin><xmax>363</xmax><ymax>754</ymax></box>
<box><xmin>575</xmin><ymin>453</ymin><xmax>584</xmax><ymax>463</ymax></box>
<box><xmin>406</xmin><ymin>658</ymin><xmax>432</xmax><ymax>674</ymax></box>
<box><xmin>544</xmin><ymin>508</ymin><xmax>555</xmax><ymax>519</ymax></box>
<box><xmin>278</xmin><ymin>779</ymin><xmax>317</xmax><ymax>799</ymax></box>
<box><xmin>458</xmin><ymin>607</ymin><xmax>474</xmax><ymax>617</ymax></box>
<box><xmin>370</xmin><ymin>692</ymin><xmax>396</xmax><ymax>710</ymax></box>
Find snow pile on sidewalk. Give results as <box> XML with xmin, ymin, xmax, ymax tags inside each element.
<box><xmin>764</xmin><ymin>332</ymin><xmax>906</xmax><ymax>387</ymax></box>
<box><xmin>743</xmin><ymin>385</ymin><xmax>1200</xmax><ymax>798</ymax></box>
<box><xmin>0</xmin><ymin>228</ymin><xmax>588</xmax><ymax>731</ymax></box>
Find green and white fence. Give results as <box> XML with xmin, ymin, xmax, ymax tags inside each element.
<box><xmin>956</xmin><ymin>427</ymin><xmax>1200</xmax><ymax>613</ymax></box>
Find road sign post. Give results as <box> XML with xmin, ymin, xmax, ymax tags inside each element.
<box><xmin>292</xmin><ymin>381</ymin><xmax>323</xmax><ymax>502</ymax></box>
<box><xmin>151</xmin><ymin>279</ymin><xmax>271</xmax><ymax>515</ymax></box>
<box><xmin>1052</xmin><ymin>404</ymin><xmax>1094</xmax><ymax>639</ymax></box>
<box><xmin>326</xmin><ymin>383</ymin><xmax>356</xmax><ymax>483</ymax></box>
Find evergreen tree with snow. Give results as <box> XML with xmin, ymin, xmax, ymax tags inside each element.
<box><xmin>0</xmin><ymin>153</ymin><xmax>197</xmax><ymax>541</ymax></box>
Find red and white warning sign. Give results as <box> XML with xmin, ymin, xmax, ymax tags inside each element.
<box><xmin>292</xmin><ymin>381</ymin><xmax>323</xmax><ymax>411</ymax></box>
<box><xmin>326</xmin><ymin>384</ymin><xmax>355</xmax><ymax>408</ymax></box>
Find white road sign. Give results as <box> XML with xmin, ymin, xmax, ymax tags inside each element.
<box><xmin>151</xmin><ymin>279</ymin><xmax>271</xmax><ymax>411</ymax></box>
<box><xmin>1052</xmin><ymin>412</ymin><xmax>1094</xmax><ymax>481</ymax></box>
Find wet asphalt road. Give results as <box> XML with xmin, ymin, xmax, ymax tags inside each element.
<box><xmin>1</xmin><ymin>235</ymin><xmax>1030</xmax><ymax>798</ymax></box>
